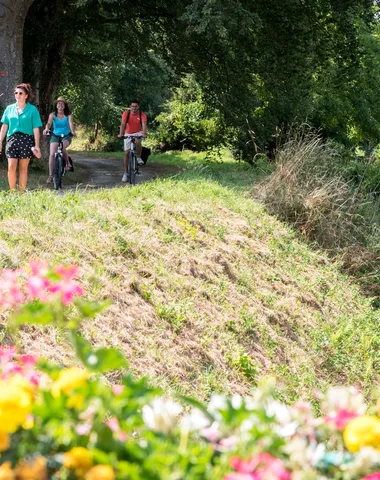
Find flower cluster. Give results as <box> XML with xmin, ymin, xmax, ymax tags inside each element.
<box><xmin>2</xmin><ymin>263</ymin><xmax>380</xmax><ymax>479</ymax></box>
<box><xmin>0</xmin><ymin>261</ymin><xmax>84</xmax><ymax>309</ymax></box>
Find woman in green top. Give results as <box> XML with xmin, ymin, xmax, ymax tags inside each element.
<box><xmin>0</xmin><ymin>83</ymin><xmax>43</xmax><ymax>193</ymax></box>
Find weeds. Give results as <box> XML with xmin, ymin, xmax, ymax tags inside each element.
<box><xmin>256</xmin><ymin>128</ymin><xmax>380</xmax><ymax>301</ymax></box>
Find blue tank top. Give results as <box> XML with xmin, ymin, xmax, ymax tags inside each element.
<box><xmin>53</xmin><ymin>115</ymin><xmax>70</xmax><ymax>136</ymax></box>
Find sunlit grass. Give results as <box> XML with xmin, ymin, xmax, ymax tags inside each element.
<box><xmin>0</xmin><ymin>150</ymin><xmax>379</xmax><ymax>403</ymax></box>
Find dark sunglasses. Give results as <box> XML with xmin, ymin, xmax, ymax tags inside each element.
<box><xmin>14</xmin><ymin>91</ymin><xmax>25</xmax><ymax>95</ymax></box>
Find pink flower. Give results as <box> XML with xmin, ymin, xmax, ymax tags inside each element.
<box><xmin>49</xmin><ymin>278</ymin><xmax>84</xmax><ymax>305</ymax></box>
<box><xmin>362</xmin><ymin>474</ymin><xmax>380</xmax><ymax>480</ymax></box>
<box><xmin>76</xmin><ymin>423</ymin><xmax>92</xmax><ymax>435</ymax></box>
<box><xmin>0</xmin><ymin>269</ymin><xmax>25</xmax><ymax>307</ymax></box>
<box><xmin>1</xmin><ymin>362</ymin><xmax>22</xmax><ymax>378</ymax></box>
<box><xmin>201</xmin><ymin>425</ymin><xmax>222</xmax><ymax>444</ymax></box>
<box><xmin>227</xmin><ymin>453</ymin><xmax>291</xmax><ymax>480</ymax></box>
<box><xmin>219</xmin><ymin>435</ymin><xmax>240</xmax><ymax>448</ymax></box>
<box><xmin>324</xmin><ymin>409</ymin><xmax>359</xmax><ymax>430</ymax></box>
<box><xmin>224</xmin><ymin>475</ymin><xmax>259</xmax><ymax>480</ymax></box>
<box><xmin>112</xmin><ymin>384</ymin><xmax>124</xmax><ymax>396</ymax></box>
<box><xmin>0</xmin><ymin>346</ymin><xmax>17</xmax><ymax>365</ymax></box>
<box><xmin>28</xmin><ymin>260</ymin><xmax>48</xmax><ymax>276</ymax></box>
<box><xmin>106</xmin><ymin>417</ymin><xmax>120</xmax><ymax>432</ymax></box>
<box><xmin>26</xmin><ymin>274</ymin><xmax>51</xmax><ymax>301</ymax></box>
<box><xmin>54</xmin><ymin>265</ymin><xmax>80</xmax><ymax>282</ymax></box>
<box><xmin>79</xmin><ymin>406</ymin><xmax>96</xmax><ymax>421</ymax></box>
<box><xmin>19</xmin><ymin>354</ymin><xmax>38</xmax><ymax>367</ymax></box>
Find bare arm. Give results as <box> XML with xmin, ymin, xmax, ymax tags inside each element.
<box><xmin>32</xmin><ymin>127</ymin><xmax>41</xmax><ymax>158</ymax></box>
<box><xmin>43</xmin><ymin>113</ymin><xmax>54</xmax><ymax>135</ymax></box>
<box><xmin>0</xmin><ymin>124</ymin><xmax>8</xmax><ymax>153</ymax></box>
<box><xmin>142</xmin><ymin>120</ymin><xmax>147</xmax><ymax>138</ymax></box>
<box><xmin>118</xmin><ymin>121</ymin><xmax>126</xmax><ymax>138</ymax></box>
<box><xmin>68</xmin><ymin>114</ymin><xmax>75</xmax><ymax>135</ymax></box>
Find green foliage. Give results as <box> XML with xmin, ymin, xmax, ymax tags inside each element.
<box><xmin>154</xmin><ymin>75</ymin><xmax>225</xmax><ymax>151</ymax></box>
<box><xmin>22</xmin><ymin>0</ymin><xmax>380</xmax><ymax>157</ymax></box>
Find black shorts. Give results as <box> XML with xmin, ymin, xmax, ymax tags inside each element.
<box><xmin>6</xmin><ymin>132</ymin><xmax>34</xmax><ymax>159</ymax></box>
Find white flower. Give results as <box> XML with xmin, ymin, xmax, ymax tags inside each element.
<box><xmin>207</xmin><ymin>395</ymin><xmax>227</xmax><ymax>419</ymax></box>
<box><xmin>277</xmin><ymin>421</ymin><xmax>299</xmax><ymax>437</ymax></box>
<box><xmin>322</xmin><ymin>386</ymin><xmax>366</xmax><ymax>416</ymax></box>
<box><xmin>285</xmin><ymin>437</ymin><xmax>325</xmax><ymax>469</ymax></box>
<box><xmin>180</xmin><ymin>408</ymin><xmax>210</xmax><ymax>432</ymax></box>
<box><xmin>341</xmin><ymin>447</ymin><xmax>380</xmax><ymax>477</ymax></box>
<box><xmin>231</xmin><ymin>394</ymin><xmax>243</xmax><ymax>410</ymax></box>
<box><xmin>142</xmin><ymin>397</ymin><xmax>182</xmax><ymax>434</ymax></box>
<box><xmin>266</xmin><ymin>400</ymin><xmax>292</xmax><ymax>424</ymax></box>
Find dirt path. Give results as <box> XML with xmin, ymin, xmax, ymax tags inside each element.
<box><xmin>58</xmin><ymin>153</ymin><xmax>179</xmax><ymax>191</ymax></box>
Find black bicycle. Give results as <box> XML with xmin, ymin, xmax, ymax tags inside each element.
<box><xmin>123</xmin><ymin>134</ymin><xmax>142</xmax><ymax>185</ymax></box>
<box><xmin>46</xmin><ymin>130</ymin><xmax>67</xmax><ymax>190</ymax></box>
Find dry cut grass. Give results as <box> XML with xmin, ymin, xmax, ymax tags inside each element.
<box><xmin>0</xmin><ymin>157</ymin><xmax>379</xmax><ymax>402</ymax></box>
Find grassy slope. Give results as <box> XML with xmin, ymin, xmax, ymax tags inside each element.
<box><xmin>0</xmin><ymin>151</ymin><xmax>379</xmax><ymax>402</ymax></box>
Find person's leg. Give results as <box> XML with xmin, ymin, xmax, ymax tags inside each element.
<box><xmin>62</xmin><ymin>139</ymin><xmax>71</xmax><ymax>168</ymax></box>
<box><xmin>136</xmin><ymin>139</ymin><xmax>142</xmax><ymax>158</ymax></box>
<box><xmin>122</xmin><ymin>149</ymin><xmax>131</xmax><ymax>181</ymax></box>
<box><xmin>7</xmin><ymin>158</ymin><xmax>18</xmax><ymax>190</ymax></box>
<box><xmin>48</xmin><ymin>143</ymin><xmax>58</xmax><ymax>181</ymax></box>
<box><xmin>18</xmin><ymin>158</ymin><xmax>30</xmax><ymax>193</ymax></box>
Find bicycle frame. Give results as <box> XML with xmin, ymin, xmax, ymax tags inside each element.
<box><xmin>47</xmin><ymin>130</ymin><xmax>65</xmax><ymax>190</ymax></box>
<box><xmin>123</xmin><ymin>134</ymin><xmax>142</xmax><ymax>185</ymax></box>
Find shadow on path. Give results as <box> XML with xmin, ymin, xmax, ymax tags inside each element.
<box><xmin>54</xmin><ymin>153</ymin><xmax>181</xmax><ymax>192</ymax></box>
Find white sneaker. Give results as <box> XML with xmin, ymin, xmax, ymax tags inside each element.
<box><xmin>137</xmin><ymin>158</ymin><xmax>144</xmax><ymax>166</ymax></box>
<box><xmin>122</xmin><ymin>173</ymin><xmax>128</xmax><ymax>182</ymax></box>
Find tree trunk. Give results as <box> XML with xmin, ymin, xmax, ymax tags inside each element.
<box><xmin>0</xmin><ymin>0</ymin><xmax>35</xmax><ymax>108</ymax></box>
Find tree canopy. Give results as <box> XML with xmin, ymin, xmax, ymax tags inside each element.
<box><xmin>21</xmin><ymin>0</ymin><xmax>380</xmax><ymax>157</ymax></box>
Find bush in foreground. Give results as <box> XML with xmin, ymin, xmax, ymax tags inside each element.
<box><xmin>1</xmin><ymin>262</ymin><xmax>380</xmax><ymax>479</ymax></box>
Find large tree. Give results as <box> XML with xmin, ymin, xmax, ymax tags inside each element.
<box><xmin>0</xmin><ymin>0</ymin><xmax>34</xmax><ymax>107</ymax></box>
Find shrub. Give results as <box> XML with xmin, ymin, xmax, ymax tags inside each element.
<box><xmin>256</xmin><ymin>128</ymin><xmax>380</xmax><ymax>300</ymax></box>
<box><xmin>154</xmin><ymin>75</ymin><xmax>225</xmax><ymax>151</ymax></box>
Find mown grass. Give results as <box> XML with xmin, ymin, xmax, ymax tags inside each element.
<box><xmin>0</xmin><ymin>150</ymin><xmax>379</xmax><ymax>403</ymax></box>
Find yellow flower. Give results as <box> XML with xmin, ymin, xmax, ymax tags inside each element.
<box><xmin>67</xmin><ymin>394</ymin><xmax>85</xmax><ymax>410</ymax></box>
<box><xmin>0</xmin><ymin>376</ymin><xmax>34</xmax><ymax>433</ymax></box>
<box><xmin>0</xmin><ymin>462</ymin><xmax>15</xmax><ymax>480</ymax></box>
<box><xmin>64</xmin><ymin>447</ymin><xmax>93</xmax><ymax>477</ymax></box>
<box><xmin>85</xmin><ymin>465</ymin><xmax>115</xmax><ymax>480</ymax></box>
<box><xmin>14</xmin><ymin>457</ymin><xmax>47</xmax><ymax>480</ymax></box>
<box><xmin>51</xmin><ymin>367</ymin><xmax>88</xmax><ymax>398</ymax></box>
<box><xmin>344</xmin><ymin>415</ymin><xmax>380</xmax><ymax>453</ymax></box>
<box><xmin>0</xmin><ymin>431</ymin><xmax>10</xmax><ymax>452</ymax></box>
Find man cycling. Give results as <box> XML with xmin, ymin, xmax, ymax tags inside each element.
<box><xmin>118</xmin><ymin>100</ymin><xmax>147</xmax><ymax>182</ymax></box>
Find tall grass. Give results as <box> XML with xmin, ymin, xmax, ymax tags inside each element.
<box><xmin>256</xmin><ymin>129</ymin><xmax>380</xmax><ymax>301</ymax></box>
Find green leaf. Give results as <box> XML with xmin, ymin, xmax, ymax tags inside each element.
<box><xmin>74</xmin><ymin>299</ymin><xmax>110</xmax><ymax>318</ymax></box>
<box><xmin>70</xmin><ymin>332</ymin><xmax>128</xmax><ymax>373</ymax></box>
<box><xmin>9</xmin><ymin>302</ymin><xmax>55</xmax><ymax>326</ymax></box>
<box><xmin>176</xmin><ymin>394</ymin><xmax>214</xmax><ymax>422</ymax></box>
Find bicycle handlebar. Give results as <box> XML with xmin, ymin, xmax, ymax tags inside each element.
<box><xmin>45</xmin><ymin>130</ymin><xmax>68</xmax><ymax>138</ymax></box>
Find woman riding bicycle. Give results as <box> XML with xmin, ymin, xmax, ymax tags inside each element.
<box><xmin>43</xmin><ymin>96</ymin><xmax>75</xmax><ymax>184</ymax></box>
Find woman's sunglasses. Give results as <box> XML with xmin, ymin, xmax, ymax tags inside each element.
<box><xmin>14</xmin><ymin>91</ymin><xmax>25</xmax><ymax>95</ymax></box>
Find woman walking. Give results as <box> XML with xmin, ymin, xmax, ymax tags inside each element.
<box><xmin>43</xmin><ymin>96</ymin><xmax>75</xmax><ymax>184</ymax></box>
<box><xmin>0</xmin><ymin>83</ymin><xmax>42</xmax><ymax>193</ymax></box>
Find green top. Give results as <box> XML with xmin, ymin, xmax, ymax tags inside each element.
<box><xmin>1</xmin><ymin>103</ymin><xmax>43</xmax><ymax>137</ymax></box>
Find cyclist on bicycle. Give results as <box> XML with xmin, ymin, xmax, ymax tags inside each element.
<box><xmin>118</xmin><ymin>100</ymin><xmax>147</xmax><ymax>182</ymax></box>
<box><xmin>43</xmin><ymin>96</ymin><xmax>75</xmax><ymax>184</ymax></box>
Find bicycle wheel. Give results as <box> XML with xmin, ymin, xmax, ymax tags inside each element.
<box><xmin>53</xmin><ymin>153</ymin><xmax>63</xmax><ymax>190</ymax></box>
<box><xmin>128</xmin><ymin>151</ymin><xmax>137</xmax><ymax>185</ymax></box>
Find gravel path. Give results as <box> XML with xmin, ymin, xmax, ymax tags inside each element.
<box><xmin>57</xmin><ymin>153</ymin><xmax>179</xmax><ymax>191</ymax></box>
